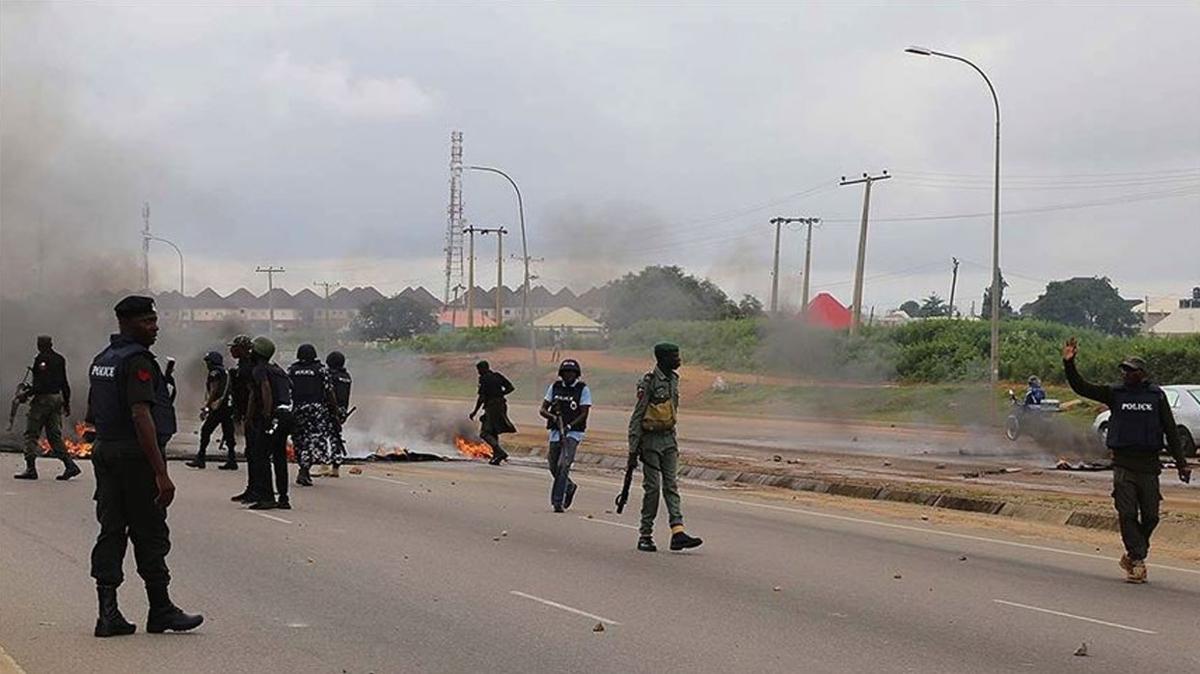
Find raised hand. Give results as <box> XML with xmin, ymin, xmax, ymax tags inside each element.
<box><xmin>1062</xmin><ymin>336</ymin><xmax>1078</xmax><ymax>362</ymax></box>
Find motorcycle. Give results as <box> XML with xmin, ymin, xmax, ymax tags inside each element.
<box><xmin>1005</xmin><ymin>389</ymin><xmax>1063</xmax><ymax>442</ymax></box>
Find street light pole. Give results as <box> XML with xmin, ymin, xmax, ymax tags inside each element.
<box><xmin>146</xmin><ymin>235</ymin><xmax>184</xmax><ymax>295</ymax></box>
<box><xmin>468</xmin><ymin>165</ymin><xmax>537</xmax><ymax>366</ymax></box>
<box><xmin>906</xmin><ymin>45</ymin><xmax>1002</xmax><ymax>385</ymax></box>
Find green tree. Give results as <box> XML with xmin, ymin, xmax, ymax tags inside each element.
<box><xmin>737</xmin><ymin>294</ymin><xmax>765</xmax><ymax>319</ymax></box>
<box><xmin>352</xmin><ymin>295</ymin><xmax>439</xmax><ymax>341</ymax></box>
<box><xmin>917</xmin><ymin>294</ymin><xmax>949</xmax><ymax>318</ymax></box>
<box><xmin>899</xmin><ymin>300</ymin><xmax>921</xmax><ymax>317</ymax></box>
<box><xmin>602</xmin><ymin>265</ymin><xmax>741</xmax><ymax>329</ymax></box>
<box><xmin>980</xmin><ymin>271</ymin><xmax>1014</xmax><ymax>318</ymax></box>
<box><xmin>1020</xmin><ymin>276</ymin><xmax>1140</xmax><ymax>336</ymax></box>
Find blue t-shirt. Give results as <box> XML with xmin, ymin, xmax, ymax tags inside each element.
<box><xmin>545</xmin><ymin>380</ymin><xmax>592</xmax><ymax>442</ymax></box>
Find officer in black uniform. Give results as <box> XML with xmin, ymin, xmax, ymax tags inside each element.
<box><xmin>187</xmin><ymin>351</ymin><xmax>237</xmax><ymax>470</ymax></box>
<box><xmin>227</xmin><ymin>335</ymin><xmax>259</xmax><ymax>503</ymax></box>
<box><xmin>13</xmin><ymin>335</ymin><xmax>81</xmax><ymax>481</ymax></box>
<box><xmin>1062</xmin><ymin>337</ymin><xmax>1191</xmax><ymax>583</ymax></box>
<box><xmin>87</xmin><ymin>295</ymin><xmax>203</xmax><ymax>637</ymax></box>
<box><xmin>245</xmin><ymin>336</ymin><xmax>293</xmax><ymax>510</ymax></box>
<box><xmin>326</xmin><ymin>351</ymin><xmax>352</xmax><ymax>478</ymax></box>
<box><xmin>539</xmin><ymin>359</ymin><xmax>591</xmax><ymax>513</ymax></box>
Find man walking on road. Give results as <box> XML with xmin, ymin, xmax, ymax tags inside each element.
<box><xmin>1062</xmin><ymin>337</ymin><xmax>1190</xmax><ymax>583</ymax></box>
<box><xmin>470</xmin><ymin>360</ymin><xmax>516</xmax><ymax>465</ymax></box>
<box><xmin>187</xmin><ymin>351</ymin><xmax>236</xmax><ymax>470</ymax></box>
<box><xmin>628</xmin><ymin>343</ymin><xmax>702</xmax><ymax>553</ymax></box>
<box><xmin>13</xmin><ymin>336</ymin><xmax>81</xmax><ymax>481</ymax></box>
<box><xmin>245</xmin><ymin>337</ymin><xmax>293</xmax><ymax>510</ymax></box>
<box><xmin>227</xmin><ymin>335</ymin><xmax>259</xmax><ymax>502</ymax></box>
<box><xmin>324</xmin><ymin>351</ymin><xmax>352</xmax><ymax>478</ymax></box>
<box><xmin>539</xmin><ymin>359</ymin><xmax>590</xmax><ymax>513</ymax></box>
<box><xmin>87</xmin><ymin>295</ymin><xmax>202</xmax><ymax>637</ymax></box>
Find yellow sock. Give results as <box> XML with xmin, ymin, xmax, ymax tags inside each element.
<box><xmin>671</xmin><ymin>525</ymin><xmax>685</xmax><ymax>535</ymax></box>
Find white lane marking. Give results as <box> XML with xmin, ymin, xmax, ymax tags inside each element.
<box><xmin>364</xmin><ymin>475</ymin><xmax>412</xmax><ymax>486</ymax></box>
<box><xmin>578</xmin><ymin>516</ymin><xmax>639</xmax><ymax>531</ymax></box>
<box><xmin>249</xmin><ymin>511</ymin><xmax>293</xmax><ymax>525</ymax></box>
<box><xmin>509</xmin><ymin>590</ymin><xmax>621</xmax><ymax>625</ymax></box>
<box><xmin>286</xmin><ymin>622</ymin><xmax>310</xmax><ymax>628</ymax></box>
<box><xmin>993</xmin><ymin>599</ymin><xmax>1157</xmax><ymax>634</ymax></box>
<box><xmin>507</xmin><ymin>464</ymin><xmax>1200</xmax><ymax>577</ymax></box>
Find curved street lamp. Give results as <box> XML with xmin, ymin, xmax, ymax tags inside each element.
<box><xmin>467</xmin><ymin>164</ymin><xmax>538</xmax><ymax>366</ymax></box>
<box><xmin>906</xmin><ymin>45</ymin><xmax>1002</xmax><ymax>386</ymax></box>
<box><xmin>147</xmin><ymin>235</ymin><xmax>185</xmax><ymax>295</ymax></box>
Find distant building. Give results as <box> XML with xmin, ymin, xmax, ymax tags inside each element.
<box><xmin>804</xmin><ymin>293</ymin><xmax>852</xmax><ymax>330</ymax></box>
<box><xmin>532</xmin><ymin>307</ymin><xmax>604</xmax><ymax>334</ymax></box>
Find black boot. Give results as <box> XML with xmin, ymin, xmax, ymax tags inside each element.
<box><xmin>13</xmin><ymin>457</ymin><xmax>37</xmax><ymax>480</ymax></box>
<box><xmin>94</xmin><ymin>585</ymin><xmax>136</xmax><ymax>637</ymax></box>
<box><xmin>670</xmin><ymin>530</ymin><xmax>703</xmax><ymax>551</ymax></box>
<box><xmin>637</xmin><ymin>536</ymin><xmax>657</xmax><ymax>552</ymax></box>
<box><xmin>296</xmin><ymin>466</ymin><xmax>312</xmax><ymax>487</ymax></box>
<box><xmin>186</xmin><ymin>457</ymin><xmax>206</xmax><ymax>469</ymax></box>
<box><xmin>57</xmin><ymin>459</ymin><xmax>82</xmax><ymax>481</ymax></box>
<box><xmin>146</xmin><ymin>584</ymin><xmax>204</xmax><ymax>634</ymax></box>
<box><xmin>218</xmin><ymin>458</ymin><xmax>238</xmax><ymax>470</ymax></box>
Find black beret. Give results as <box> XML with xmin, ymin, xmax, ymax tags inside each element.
<box><xmin>114</xmin><ymin>295</ymin><xmax>156</xmax><ymax>319</ymax></box>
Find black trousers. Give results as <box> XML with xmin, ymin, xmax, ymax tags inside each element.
<box><xmin>249</xmin><ymin>420</ymin><xmax>290</xmax><ymax>502</ymax></box>
<box><xmin>198</xmin><ymin>407</ymin><xmax>236</xmax><ymax>461</ymax></box>
<box><xmin>90</xmin><ymin>444</ymin><xmax>170</xmax><ymax>588</ymax></box>
<box><xmin>1112</xmin><ymin>466</ymin><xmax>1161</xmax><ymax>561</ymax></box>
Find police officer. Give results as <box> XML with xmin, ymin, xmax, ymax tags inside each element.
<box><xmin>325</xmin><ymin>351</ymin><xmax>352</xmax><ymax>478</ymax></box>
<box><xmin>87</xmin><ymin>295</ymin><xmax>202</xmax><ymax>637</ymax></box>
<box><xmin>227</xmin><ymin>335</ymin><xmax>259</xmax><ymax>503</ymax></box>
<box><xmin>1062</xmin><ymin>337</ymin><xmax>1191</xmax><ymax>583</ymax></box>
<box><xmin>539</xmin><ymin>359</ymin><xmax>591</xmax><ymax>513</ymax></box>
<box><xmin>13</xmin><ymin>335</ymin><xmax>81</xmax><ymax>481</ymax></box>
<box><xmin>187</xmin><ymin>351</ymin><xmax>237</xmax><ymax>470</ymax></box>
<box><xmin>288</xmin><ymin>344</ymin><xmax>336</xmax><ymax>487</ymax></box>
<box><xmin>245</xmin><ymin>336</ymin><xmax>293</xmax><ymax>510</ymax></box>
<box><xmin>627</xmin><ymin>343</ymin><xmax>702</xmax><ymax>553</ymax></box>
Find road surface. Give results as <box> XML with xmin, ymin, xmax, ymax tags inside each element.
<box><xmin>2</xmin><ymin>457</ymin><xmax>1199</xmax><ymax>673</ymax></box>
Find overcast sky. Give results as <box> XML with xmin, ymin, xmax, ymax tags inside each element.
<box><xmin>2</xmin><ymin>1</ymin><xmax>1197</xmax><ymax>313</ymax></box>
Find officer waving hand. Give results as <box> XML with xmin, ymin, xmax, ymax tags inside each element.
<box><xmin>1062</xmin><ymin>336</ymin><xmax>1190</xmax><ymax>584</ymax></box>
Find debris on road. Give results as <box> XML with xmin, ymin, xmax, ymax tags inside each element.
<box><xmin>920</xmin><ymin>515</ymin><xmax>930</xmax><ymax>521</ymax></box>
<box><xmin>772</xmin><ymin>455</ymin><xmax>782</xmax><ymax>462</ymax></box>
<box><xmin>882</xmin><ymin>460</ymin><xmax>892</xmax><ymax>467</ymax></box>
<box><xmin>773</xmin><ymin>586</ymin><xmax>781</xmax><ymax>592</ymax></box>
<box><xmin>1074</xmin><ymin>643</ymin><xmax>1088</xmax><ymax>657</ymax></box>
<box><xmin>1055</xmin><ymin>459</ymin><xmax>1111</xmax><ymax>471</ymax></box>
<box><xmin>958</xmin><ymin>556</ymin><xmax>968</xmax><ymax>562</ymax></box>
<box><xmin>349</xmin><ymin>467</ymin><xmax>363</xmax><ymax>475</ymax></box>
<box><xmin>961</xmin><ymin>467</ymin><xmax>1023</xmax><ymax>479</ymax></box>
<box><xmin>935</xmin><ymin>463</ymin><xmax>947</xmax><ymax>470</ymax></box>
<box><xmin>501</xmin><ymin>530</ymin><xmax>508</xmax><ymax>537</ymax></box>
<box><xmin>893</xmin><ymin>573</ymin><xmax>902</xmax><ymax>580</ymax></box>
<box><xmin>593</xmin><ymin>622</ymin><xmax>605</xmax><ymax>633</ymax></box>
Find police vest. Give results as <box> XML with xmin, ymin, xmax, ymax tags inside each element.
<box><xmin>208</xmin><ymin>367</ymin><xmax>229</xmax><ymax>409</ymax></box>
<box><xmin>329</xmin><ymin>368</ymin><xmax>352</xmax><ymax>409</ymax></box>
<box><xmin>1107</xmin><ymin>384</ymin><xmax>1165</xmax><ymax>451</ymax></box>
<box><xmin>545</xmin><ymin>380</ymin><xmax>588</xmax><ymax>432</ymax></box>
<box><xmin>87</xmin><ymin>337</ymin><xmax>177</xmax><ymax>443</ymax></box>
<box><xmin>288</xmin><ymin>361</ymin><xmax>326</xmax><ymax>404</ymax></box>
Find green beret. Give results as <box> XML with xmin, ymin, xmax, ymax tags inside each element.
<box><xmin>653</xmin><ymin>342</ymin><xmax>680</xmax><ymax>357</ymax></box>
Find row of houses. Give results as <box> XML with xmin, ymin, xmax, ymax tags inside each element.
<box><xmin>1134</xmin><ymin>287</ymin><xmax>1200</xmax><ymax>335</ymax></box>
<box><xmin>154</xmin><ymin>284</ymin><xmax>610</xmax><ymax>334</ymax></box>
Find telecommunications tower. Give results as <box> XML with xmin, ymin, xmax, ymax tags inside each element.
<box><xmin>443</xmin><ymin>131</ymin><xmax>466</xmax><ymax>306</ymax></box>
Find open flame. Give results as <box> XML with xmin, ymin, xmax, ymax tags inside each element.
<box><xmin>454</xmin><ymin>435</ymin><xmax>492</xmax><ymax>460</ymax></box>
<box><xmin>39</xmin><ymin>421</ymin><xmax>94</xmax><ymax>458</ymax></box>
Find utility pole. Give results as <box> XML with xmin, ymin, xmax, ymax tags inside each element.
<box><xmin>141</xmin><ymin>202</ymin><xmax>151</xmax><ymax>291</ymax></box>
<box><xmin>466</xmin><ymin>226</ymin><xmax>506</xmax><ymax>327</ymax></box>
<box><xmin>948</xmin><ymin>257</ymin><xmax>960</xmax><ymax>319</ymax></box>
<box><xmin>314</xmin><ymin>280</ymin><xmax>341</xmax><ymax>349</ymax></box>
<box><xmin>450</xmin><ymin>283</ymin><xmax>465</xmax><ymax>328</ymax></box>
<box><xmin>769</xmin><ymin>218</ymin><xmax>783</xmax><ymax>314</ymax></box>
<box><xmin>769</xmin><ymin>217</ymin><xmax>820</xmax><ymax>315</ymax></box>
<box><xmin>839</xmin><ymin>171</ymin><xmax>891</xmax><ymax>335</ymax></box>
<box><xmin>255</xmin><ymin>266</ymin><xmax>285</xmax><ymax>338</ymax></box>
<box><xmin>480</xmin><ymin>227</ymin><xmax>508</xmax><ymax>324</ymax></box>
<box><xmin>799</xmin><ymin>218</ymin><xmax>820</xmax><ymax>315</ymax></box>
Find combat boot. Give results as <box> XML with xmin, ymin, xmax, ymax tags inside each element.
<box><xmin>94</xmin><ymin>585</ymin><xmax>136</xmax><ymax>637</ymax></box>
<box><xmin>637</xmin><ymin>536</ymin><xmax>657</xmax><ymax>552</ymax></box>
<box><xmin>146</xmin><ymin>584</ymin><xmax>204</xmax><ymax>634</ymax></box>
<box><xmin>276</xmin><ymin>496</ymin><xmax>292</xmax><ymax>510</ymax></box>
<box><xmin>57</xmin><ymin>460</ymin><xmax>82</xmax><ymax>481</ymax></box>
<box><xmin>296</xmin><ymin>466</ymin><xmax>312</xmax><ymax>487</ymax></box>
<box><xmin>669</xmin><ymin>530</ymin><xmax>703</xmax><ymax>551</ymax></box>
<box><xmin>217</xmin><ymin>460</ymin><xmax>238</xmax><ymax>471</ymax></box>
<box><xmin>564</xmin><ymin>483</ymin><xmax>578</xmax><ymax>511</ymax></box>
<box><xmin>13</xmin><ymin>457</ymin><xmax>37</xmax><ymax>480</ymax></box>
<box><xmin>185</xmin><ymin>457</ymin><xmax>206</xmax><ymax>469</ymax></box>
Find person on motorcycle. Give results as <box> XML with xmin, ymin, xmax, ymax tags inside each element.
<box><xmin>1023</xmin><ymin>376</ymin><xmax>1047</xmax><ymax>406</ymax></box>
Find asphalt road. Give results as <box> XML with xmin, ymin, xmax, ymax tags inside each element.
<box><xmin>2</xmin><ymin>457</ymin><xmax>1199</xmax><ymax>674</ymax></box>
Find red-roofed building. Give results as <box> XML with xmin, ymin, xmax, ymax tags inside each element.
<box><xmin>804</xmin><ymin>293</ymin><xmax>852</xmax><ymax>330</ymax></box>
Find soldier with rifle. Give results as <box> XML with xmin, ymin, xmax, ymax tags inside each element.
<box><xmin>13</xmin><ymin>335</ymin><xmax>81</xmax><ymax>481</ymax></box>
<box><xmin>539</xmin><ymin>359</ymin><xmax>590</xmax><ymax>513</ymax></box>
<box><xmin>626</xmin><ymin>343</ymin><xmax>702</xmax><ymax>552</ymax></box>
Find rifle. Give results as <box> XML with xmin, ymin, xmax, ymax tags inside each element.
<box><xmin>7</xmin><ymin>367</ymin><xmax>33</xmax><ymax>432</ymax></box>
<box><xmin>615</xmin><ymin>452</ymin><xmax>636</xmax><ymax>514</ymax></box>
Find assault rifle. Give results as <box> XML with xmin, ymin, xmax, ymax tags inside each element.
<box><xmin>615</xmin><ymin>451</ymin><xmax>636</xmax><ymax>514</ymax></box>
<box><xmin>7</xmin><ymin>367</ymin><xmax>33</xmax><ymax>432</ymax></box>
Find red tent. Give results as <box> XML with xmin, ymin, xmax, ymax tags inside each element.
<box><xmin>804</xmin><ymin>292</ymin><xmax>852</xmax><ymax>330</ymax></box>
